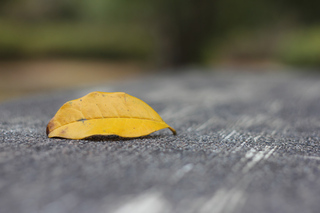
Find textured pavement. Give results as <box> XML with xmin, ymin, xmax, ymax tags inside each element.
<box><xmin>0</xmin><ymin>71</ymin><xmax>320</xmax><ymax>213</ymax></box>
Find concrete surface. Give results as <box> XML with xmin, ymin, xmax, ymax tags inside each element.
<box><xmin>0</xmin><ymin>71</ymin><xmax>319</xmax><ymax>213</ymax></box>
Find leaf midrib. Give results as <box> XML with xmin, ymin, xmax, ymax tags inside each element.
<box><xmin>52</xmin><ymin>116</ymin><xmax>164</xmax><ymax>132</ymax></box>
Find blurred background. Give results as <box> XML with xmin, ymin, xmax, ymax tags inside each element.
<box><xmin>1</xmin><ymin>0</ymin><xmax>320</xmax><ymax>101</ymax></box>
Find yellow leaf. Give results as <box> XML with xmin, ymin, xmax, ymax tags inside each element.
<box><xmin>46</xmin><ymin>91</ymin><xmax>176</xmax><ymax>139</ymax></box>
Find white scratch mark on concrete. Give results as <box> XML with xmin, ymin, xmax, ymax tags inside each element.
<box><xmin>194</xmin><ymin>145</ymin><xmax>278</xmax><ymax>213</ymax></box>
<box><xmin>305</xmin><ymin>156</ymin><xmax>320</xmax><ymax>161</ymax></box>
<box><xmin>231</xmin><ymin>136</ymin><xmax>251</xmax><ymax>153</ymax></box>
<box><xmin>199</xmin><ymin>188</ymin><xmax>247</xmax><ymax>213</ymax></box>
<box><xmin>223</xmin><ymin>189</ymin><xmax>247</xmax><ymax>213</ymax></box>
<box><xmin>253</xmin><ymin>135</ymin><xmax>261</xmax><ymax>142</ymax></box>
<box><xmin>41</xmin><ymin>193</ymin><xmax>78</xmax><ymax>213</ymax></box>
<box><xmin>222</xmin><ymin>130</ymin><xmax>237</xmax><ymax>142</ymax></box>
<box><xmin>218</xmin><ymin>130</ymin><xmax>227</xmax><ymax>137</ymax></box>
<box><xmin>264</xmin><ymin>146</ymin><xmax>277</xmax><ymax>160</ymax></box>
<box><xmin>299</xmin><ymin>155</ymin><xmax>320</xmax><ymax>161</ymax></box>
<box><xmin>199</xmin><ymin>189</ymin><xmax>229</xmax><ymax>213</ymax></box>
<box><xmin>231</xmin><ymin>141</ymin><xmax>247</xmax><ymax>153</ymax></box>
<box><xmin>113</xmin><ymin>191</ymin><xmax>170</xmax><ymax>213</ymax></box>
<box><xmin>245</xmin><ymin>148</ymin><xmax>257</xmax><ymax>159</ymax></box>
<box><xmin>196</xmin><ymin>116</ymin><xmax>218</xmax><ymax>131</ymax></box>
<box><xmin>171</xmin><ymin>163</ymin><xmax>194</xmax><ymax>183</ymax></box>
<box><xmin>161</xmin><ymin>105</ymin><xmax>196</xmax><ymax>121</ymax></box>
<box><xmin>242</xmin><ymin>146</ymin><xmax>271</xmax><ymax>174</ymax></box>
<box><xmin>271</xmin><ymin>130</ymin><xmax>277</xmax><ymax>136</ymax></box>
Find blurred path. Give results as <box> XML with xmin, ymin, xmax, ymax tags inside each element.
<box><xmin>0</xmin><ymin>71</ymin><xmax>320</xmax><ymax>213</ymax></box>
<box><xmin>0</xmin><ymin>60</ymin><xmax>145</xmax><ymax>102</ymax></box>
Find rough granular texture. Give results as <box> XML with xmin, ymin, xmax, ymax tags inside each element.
<box><xmin>0</xmin><ymin>72</ymin><xmax>320</xmax><ymax>213</ymax></box>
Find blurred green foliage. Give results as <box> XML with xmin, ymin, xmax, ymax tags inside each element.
<box><xmin>0</xmin><ymin>0</ymin><xmax>320</xmax><ymax>67</ymax></box>
<box><xmin>277</xmin><ymin>27</ymin><xmax>320</xmax><ymax>67</ymax></box>
<box><xmin>0</xmin><ymin>20</ymin><xmax>152</xmax><ymax>60</ymax></box>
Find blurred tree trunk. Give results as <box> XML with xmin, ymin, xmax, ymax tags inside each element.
<box><xmin>151</xmin><ymin>0</ymin><xmax>217</xmax><ymax>68</ymax></box>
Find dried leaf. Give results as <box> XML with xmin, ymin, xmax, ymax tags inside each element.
<box><xmin>46</xmin><ymin>91</ymin><xmax>176</xmax><ymax>139</ymax></box>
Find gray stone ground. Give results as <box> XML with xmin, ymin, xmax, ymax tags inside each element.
<box><xmin>0</xmin><ymin>71</ymin><xmax>320</xmax><ymax>213</ymax></box>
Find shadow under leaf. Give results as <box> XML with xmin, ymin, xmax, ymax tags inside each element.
<box><xmin>82</xmin><ymin>134</ymin><xmax>164</xmax><ymax>142</ymax></box>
